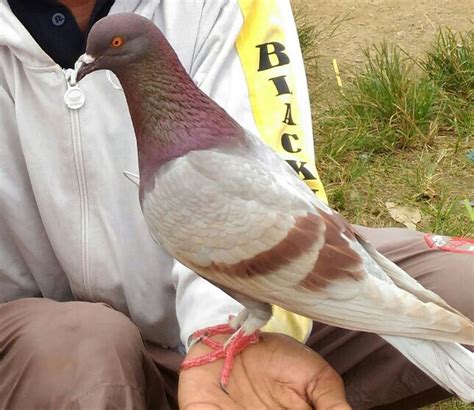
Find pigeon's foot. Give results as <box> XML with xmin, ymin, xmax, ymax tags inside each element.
<box><xmin>182</xmin><ymin>307</ymin><xmax>269</xmax><ymax>391</ymax></box>
<box><xmin>186</xmin><ymin>310</ymin><xmax>251</xmax><ymax>349</ymax></box>
<box><xmin>181</xmin><ymin>327</ymin><xmax>260</xmax><ymax>392</ymax></box>
<box><xmin>187</xmin><ymin>322</ymin><xmax>236</xmax><ymax>349</ymax></box>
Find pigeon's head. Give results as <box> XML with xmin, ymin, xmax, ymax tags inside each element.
<box><xmin>76</xmin><ymin>13</ymin><xmax>158</xmax><ymax>81</ymax></box>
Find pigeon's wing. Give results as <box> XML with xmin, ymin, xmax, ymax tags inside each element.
<box><xmin>142</xmin><ymin>142</ymin><xmax>473</xmax><ymax>345</ymax></box>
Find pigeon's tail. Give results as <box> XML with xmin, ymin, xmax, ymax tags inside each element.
<box><xmin>357</xmin><ymin>235</ymin><xmax>470</xmax><ymax>321</ymax></box>
<box><xmin>353</xmin><ymin>231</ymin><xmax>474</xmax><ymax>402</ymax></box>
<box><xmin>383</xmin><ymin>335</ymin><xmax>474</xmax><ymax>402</ymax></box>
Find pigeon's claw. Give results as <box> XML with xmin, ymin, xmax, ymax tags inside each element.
<box><xmin>219</xmin><ymin>330</ymin><xmax>260</xmax><ymax>390</ymax></box>
<box><xmin>181</xmin><ymin>322</ymin><xmax>260</xmax><ymax>392</ymax></box>
<box><xmin>187</xmin><ymin>322</ymin><xmax>235</xmax><ymax>349</ymax></box>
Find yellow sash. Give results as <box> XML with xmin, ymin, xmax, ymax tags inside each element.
<box><xmin>235</xmin><ymin>0</ymin><xmax>328</xmax><ymax>342</ymax></box>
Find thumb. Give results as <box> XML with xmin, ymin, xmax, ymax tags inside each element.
<box><xmin>306</xmin><ymin>364</ymin><xmax>351</xmax><ymax>410</ymax></box>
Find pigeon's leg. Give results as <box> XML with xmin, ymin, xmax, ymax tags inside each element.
<box><xmin>181</xmin><ymin>301</ymin><xmax>272</xmax><ymax>391</ymax></box>
<box><xmin>219</xmin><ymin>304</ymin><xmax>272</xmax><ymax>390</ymax></box>
<box><xmin>187</xmin><ymin>321</ymin><xmax>237</xmax><ymax>349</ymax></box>
<box><xmin>186</xmin><ymin>308</ymin><xmax>250</xmax><ymax>349</ymax></box>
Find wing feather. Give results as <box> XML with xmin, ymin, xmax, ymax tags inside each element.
<box><xmin>142</xmin><ymin>141</ymin><xmax>473</xmax><ymax>346</ymax></box>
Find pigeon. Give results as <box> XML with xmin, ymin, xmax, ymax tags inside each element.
<box><xmin>76</xmin><ymin>13</ymin><xmax>474</xmax><ymax>400</ymax></box>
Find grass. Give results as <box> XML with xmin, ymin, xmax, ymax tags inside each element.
<box><xmin>295</xmin><ymin>9</ymin><xmax>352</xmax><ymax>104</ymax></box>
<box><xmin>318</xmin><ymin>43</ymin><xmax>440</xmax><ymax>156</ymax></box>
<box><xmin>297</xmin><ymin>21</ymin><xmax>473</xmax><ymax>236</ymax></box>
<box><xmin>423</xmin><ymin>399</ymin><xmax>473</xmax><ymax>410</ymax></box>
<box><xmin>295</xmin><ymin>11</ymin><xmax>474</xmax><ymax>409</ymax></box>
<box><xmin>420</xmin><ymin>29</ymin><xmax>474</xmax><ymax>100</ymax></box>
<box><xmin>420</xmin><ymin>29</ymin><xmax>474</xmax><ymax>142</ymax></box>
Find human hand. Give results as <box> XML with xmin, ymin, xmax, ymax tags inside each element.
<box><xmin>179</xmin><ymin>332</ymin><xmax>350</xmax><ymax>410</ymax></box>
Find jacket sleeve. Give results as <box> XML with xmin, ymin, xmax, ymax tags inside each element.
<box><xmin>174</xmin><ymin>0</ymin><xmax>325</xmax><ymax>345</ymax></box>
<box><xmin>172</xmin><ymin>261</ymin><xmax>243</xmax><ymax>349</ymax></box>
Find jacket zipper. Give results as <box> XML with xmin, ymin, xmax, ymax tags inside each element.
<box><xmin>63</xmin><ymin>69</ymin><xmax>93</xmax><ymax>301</ymax></box>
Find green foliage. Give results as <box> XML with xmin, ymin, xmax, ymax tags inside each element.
<box><xmin>438</xmin><ymin>93</ymin><xmax>474</xmax><ymax>141</ymax></box>
<box><xmin>421</xmin><ymin>29</ymin><xmax>474</xmax><ymax>141</ymax></box>
<box><xmin>423</xmin><ymin>397</ymin><xmax>474</xmax><ymax>409</ymax></box>
<box><xmin>317</xmin><ymin>28</ymin><xmax>474</xmax><ymax>159</ymax></box>
<box><xmin>319</xmin><ymin>43</ymin><xmax>440</xmax><ymax>157</ymax></box>
<box><xmin>297</xmin><ymin>22</ymin><xmax>474</xmax><ymax>238</ymax></box>
<box><xmin>351</xmin><ymin>44</ymin><xmax>438</xmax><ymax>141</ymax></box>
<box><xmin>306</xmin><ymin>25</ymin><xmax>474</xmax><ymax>237</ymax></box>
<box><xmin>420</xmin><ymin>29</ymin><xmax>474</xmax><ymax>101</ymax></box>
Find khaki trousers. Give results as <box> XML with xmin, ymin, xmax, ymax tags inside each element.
<box><xmin>0</xmin><ymin>227</ymin><xmax>472</xmax><ymax>409</ymax></box>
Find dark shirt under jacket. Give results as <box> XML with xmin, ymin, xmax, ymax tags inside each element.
<box><xmin>8</xmin><ymin>0</ymin><xmax>115</xmax><ymax>68</ymax></box>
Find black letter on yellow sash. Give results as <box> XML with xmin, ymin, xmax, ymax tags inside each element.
<box><xmin>286</xmin><ymin>160</ymin><xmax>316</xmax><ymax>180</ymax></box>
<box><xmin>281</xmin><ymin>133</ymin><xmax>301</xmax><ymax>153</ymax></box>
<box><xmin>269</xmin><ymin>75</ymin><xmax>292</xmax><ymax>96</ymax></box>
<box><xmin>256</xmin><ymin>42</ymin><xmax>290</xmax><ymax>71</ymax></box>
<box><xmin>283</xmin><ymin>103</ymin><xmax>296</xmax><ymax>125</ymax></box>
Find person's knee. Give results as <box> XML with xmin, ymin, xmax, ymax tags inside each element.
<box><xmin>17</xmin><ymin>300</ymin><xmax>145</xmax><ymax>386</ymax></box>
<box><xmin>423</xmin><ymin>252</ymin><xmax>474</xmax><ymax>320</ymax></box>
<box><xmin>1</xmin><ymin>299</ymin><xmax>172</xmax><ymax>409</ymax></box>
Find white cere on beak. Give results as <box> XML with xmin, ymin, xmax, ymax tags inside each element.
<box><xmin>77</xmin><ymin>53</ymin><xmax>96</xmax><ymax>65</ymax></box>
<box><xmin>70</xmin><ymin>53</ymin><xmax>96</xmax><ymax>85</ymax></box>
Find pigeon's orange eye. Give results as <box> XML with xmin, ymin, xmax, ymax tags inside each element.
<box><xmin>110</xmin><ymin>36</ymin><xmax>124</xmax><ymax>48</ymax></box>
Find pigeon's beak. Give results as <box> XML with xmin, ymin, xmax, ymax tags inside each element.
<box><xmin>76</xmin><ymin>53</ymin><xmax>98</xmax><ymax>82</ymax></box>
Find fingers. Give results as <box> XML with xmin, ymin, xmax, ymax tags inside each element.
<box><xmin>306</xmin><ymin>363</ymin><xmax>351</xmax><ymax>410</ymax></box>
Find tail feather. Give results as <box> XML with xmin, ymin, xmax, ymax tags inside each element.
<box><xmin>356</xmin><ymin>234</ymin><xmax>470</xmax><ymax>321</ymax></box>
<box><xmin>383</xmin><ymin>335</ymin><xmax>474</xmax><ymax>402</ymax></box>
<box><xmin>294</xmin><ymin>274</ymin><xmax>474</xmax><ymax>345</ymax></box>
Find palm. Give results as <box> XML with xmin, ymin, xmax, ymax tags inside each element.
<box><xmin>179</xmin><ymin>332</ymin><xmax>350</xmax><ymax>410</ymax></box>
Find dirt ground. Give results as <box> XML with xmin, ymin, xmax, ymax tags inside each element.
<box><xmin>292</xmin><ymin>0</ymin><xmax>473</xmax><ymax>98</ymax></box>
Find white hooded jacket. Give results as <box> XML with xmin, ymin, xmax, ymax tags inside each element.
<box><xmin>0</xmin><ymin>0</ymin><xmax>322</xmax><ymax>348</ymax></box>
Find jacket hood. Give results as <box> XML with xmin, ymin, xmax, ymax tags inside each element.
<box><xmin>0</xmin><ymin>0</ymin><xmax>160</xmax><ymax>69</ymax></box>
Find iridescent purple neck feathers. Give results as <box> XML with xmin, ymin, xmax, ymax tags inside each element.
<box><xmin>112</xmin><ymin>29</ymin><xmax>245</xmax><ymax>182</ymax></box>
<box><xmin>78</xmin><ymin>13</ymin><xmax>245</xmax><ymax>200</ymax></box>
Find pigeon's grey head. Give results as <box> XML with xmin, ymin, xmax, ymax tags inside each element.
<box><xmin>76</xmin><ymin>13</ymin><xmax>158</xmax><ymax>81</ymax></box>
